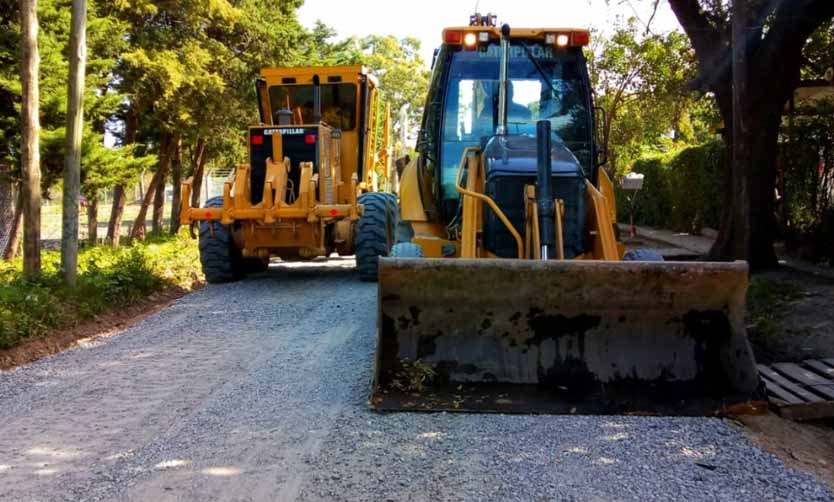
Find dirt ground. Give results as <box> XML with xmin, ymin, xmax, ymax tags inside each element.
<box><xmin>747</xmin><ymin>268</ymin><xmax>834</xmax><ymax>364</ymax></box>
<box><xmin>626</xmin><ymin>228</ymin><xmax>834</xmax><ymax>491</ymax></box>
<box><xmin>1</xmin><ymin>262</ymin><xmax>830</xmax><ymax>502</ymax></box>
<box><xmin>0</xmin><ymin>287</ymin><xmax>192</xmax><ymax>370</ymax></box>
<box><xmin>2</xmin><ymin>242</ymin><xmax>833</xmax><ymax>497</ymax></box>
<box><xmin>739</xmin><ymin>414</ymin><xmax>834</xmax><ymax>491</ymax></box>
<box><xmin>741</xmin><ymin>267</ymin><xmax>834</xmax><ymax>492</ymax></box>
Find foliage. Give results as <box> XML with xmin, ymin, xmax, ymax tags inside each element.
<box><xmin>617</xmin><ymin>140</ymin><xmax>724</xmax><ymax>233</ymax></box>
<box><xmin>0</xmin><ymin>233</ymin><xmax>202</xmax><ymax>348</ymax></box>
<box><xmin>300</xmin><ymin>28</ymin><xmax>430</xmax><ymax>151</ymax></box>
<box><xmin>779</xmin><ymin>98</ymin><xmax>834</xmax><ymax>265</ymax></box>
<box><xmin>617</xmin><ymin>155</ymin><xmax>672</xmax><ymax>228</ymax></box>
<box><xmin>390</xmin><ymin>359</ymin><xmax>436</xmax><ymax>393</ymax></box>
<box><xmin>666</xmin><ymin>140</ymin><xmax>724</xmax><ymax>232</ymax></box>
<box><xmin>669</xmin><ymin>0</ymin><xmax>834</xmax><ymax>267</ymax></box>
<box><xmin>0</xmin><ymin>0</ymin><xmax>155</xmax><ymax>197</ymax></box>
<box><xmin>589</xmin><ymin>17</ymin><xmax>712</xmax><ymax>174</ymax></box>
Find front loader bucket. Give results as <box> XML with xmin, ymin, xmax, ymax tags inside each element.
<box><xmin>372</xmin><ymin>258</ymin><xmax>761</xmax><ymax>414</ymax></box>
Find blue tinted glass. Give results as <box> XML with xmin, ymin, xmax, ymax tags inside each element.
<box><xmin>439</xmin><ymin>43</ymin><xmax>589</xmax><ymax>200</ymax></box>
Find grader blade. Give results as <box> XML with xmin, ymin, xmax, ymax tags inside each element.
<box><xmin>372</xmin><ymin>258</ymin><xmax>761</xmax><ymax>414</ymax></box>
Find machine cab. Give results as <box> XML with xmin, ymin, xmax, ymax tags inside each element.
<box><xmin>417</xmin><ymin>18</ymin><xmax>597</xmax><ymax>222</ymax></box>
<box><xmin>256</xmin><ymin>65</ymin><xmax>383</xmax><ymax>191</ymax></box>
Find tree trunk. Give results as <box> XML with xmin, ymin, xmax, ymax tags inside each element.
<box><xmin>0</xmin><ymin>167</ymin><xmax>14</xmax><ymax>255</ymax></box>
<box><xmin>106</xmin><ymin>185</ymin><xmax>126</xmax><ymax>246</ymax></box>
<box><xmin>20</xmin><ymin>0</ymin><xmax>41</xmax><ymax>279</ymax></box>
<box><xmin>130</xmin><ymin>134</ymin><xmax>170</xmax><ymax>239</ymax></box>
<box><xmin>670</xmin><ymin>0</ymin><xmax>834</xmax><ymax>270</ymax></box>
<box><xmin>151</xmin><ymin>134</ymin><xmax>172</xmax><ymax>235</ymax></box>
<box><xmin>4</xmin><ymin>189</ymin><xmax>23</xmax><ymax>260</ymax></box>
<box><xmin>107</xmin><ymin>104</ymin><xmax>138</xmax><ymax>246</ymax></box>
<box><xmin>169</xmin><ymin>134</ymin><xmax>183</xmax><ymax>235</ymax></box>
<box><xmin>705</xmin><ymin>1</ymin><xmax>781</xmax><ymax>269</ymax></box>
<box><xmin>61</xmin><ymin>0</ymin><xmax>87</xmax><ymax>286</ymax></box>
<box><xmin>87</xmin><ymin>195</ymin><xmax>97</xmax><ymax>246</ymax></box>
<box><xmin>190</xmin><ymin>137</ymin><xmax>207</xmax><ymax>208</ymax></box>
<box><xmin>138</xmin><ymin>170</ymin><xmax>145</xmax><ymax>201</ymax></box>
<box><xmin>129</xmin><ymin>172</ymin><xmax>159</xmax><ymax>240</ymax></box>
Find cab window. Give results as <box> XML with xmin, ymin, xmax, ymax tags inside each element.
<box><xmin>269</xmin><ymin>83</ymin><xmax>357</xmax><ymax>130</ymax></box>
<box><xmin>439</xmin><ymin>43</ymin><xmax>591</xmax><ymax>199</ymax></box>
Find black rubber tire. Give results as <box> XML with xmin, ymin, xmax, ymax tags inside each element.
<box><xmin>391</xmin><ymin>242</ymin><xmax>424</xmax><ymax>258</ymax></box>
<box><xmin>378</xmin><ymin>192</ymin><xmax>412</xmax><ymax>244</ymax></box>
<box><xmin>623</xmin><ymin>248</ymin><xmax>665</xmax><ymax>261</ymax></box>
<box><xmin>379</xmin><ymin>192</ymin><xmax>399</xmax><ymax>220</ymax></box>
<box><xmin>356</xmin><ymin>192</ymin><xmax>395</xmax><ymax>282</ymax></box>
<box><xmin>198</xmin><ymin>196</ymin><xmax>244</xmax><ymax>284</ymax></box>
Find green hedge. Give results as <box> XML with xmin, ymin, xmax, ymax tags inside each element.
<box><xmin>0</xmin><ymin>234</ymin><xmax>203</xmax><ymax>349</ymax></box>
<box><xmin>616</xmin><ymin>140</ymin><xmax>724</xmax><ymax>234</ymax></box>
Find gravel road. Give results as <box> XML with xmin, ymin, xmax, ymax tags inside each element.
<box><xmin>0</xmin><ymin>259</ymin><xmax>831</xmax><ymax>502</ymax></box>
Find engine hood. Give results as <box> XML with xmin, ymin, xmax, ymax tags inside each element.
<box><xmin>482</xmin><ymin>133</ymin><xmax>585</xmax><ymax>178</ymax></box>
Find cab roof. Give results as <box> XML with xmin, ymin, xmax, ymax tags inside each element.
<box><xmin>260</xmin><ymin>65</ymin><xmax>378</xmax><ymax>86</ymax></box>
<box><xmin>440</xmin><ymin>26</ymin><xmax>590</xmax><ymax>46</ymax></box>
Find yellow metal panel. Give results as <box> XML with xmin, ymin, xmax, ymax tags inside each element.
<box><xmin>598</xmin><ymin>168</ymin><xmax>617</xmax><ymax>223</ymax></box>
<box><xmin>398</xmin><ymin>157</ymin><xmax>428</xmax><ymax>221</ymax></box>
<box><xmin>413</xmin><ymin>236</ymin><xmax>459</xmax><ymax>258</ymax></box>
<box><xmin>180</xmin><ymin>179</ymin><xmax>193</xmax><ymax>225</ymax></box>
<box><xmin>460</xmin><ymin>151</ymin><xmax>480</xmax><ymax>258</ymax></box>
<box><xmin>585</xmin><ymin>180</ymin><xmax>620</xmax><ymax>261</ymax></box>
<box><xmin>260</xmin><ymin>65</ymin><xmax>370</xmax><ymax>82</ymax></box>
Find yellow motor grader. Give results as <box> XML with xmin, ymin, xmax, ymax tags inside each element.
<box><xmin>372</xmin><ymin>16</ymin><xmax>760</xmax><ymax>413</ymax></box>
<box><xmin>180</xmin><ymin>65</ymin><xmax>398</xmax><ymax>282</ymax></box>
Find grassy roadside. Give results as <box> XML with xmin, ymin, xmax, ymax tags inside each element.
<box><xmin>0</xmin><ymin>234</ymin><xmax>203</xmax><ymax>349</ymax></box>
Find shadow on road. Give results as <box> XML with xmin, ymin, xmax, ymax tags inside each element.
<box><xmin>245</xmin><ymin>256</ymin><xmax>361</xmax><ymax>282</ymax></box>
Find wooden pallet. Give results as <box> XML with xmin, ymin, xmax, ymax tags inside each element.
<box><xmin>758</xmin><ymin>359</ymin><xmax>834</xmax><ymax>420</ymax></box>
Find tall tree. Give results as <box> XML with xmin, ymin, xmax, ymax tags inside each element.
<box><xmin>669</xmin><ymin>0</ymin><xmax>834</xmax><ymax>268</ymax></box>
<box><xmin>19</xmin><ymin>0</ymin><xmax>40</xmax><ymax>278</ymax></box>
<box><xmin>301</xmin><ymin>29</ymin><xmax>429</xmax><ymax>147</ymax></box>
<box><xmin>60</xmin><ymin>0</ymin><xmax>86</xmax><ymax>285</ymax></box>
<box><xmin>589</xmin><ymin>18</ymin><xmax>703</xmax><ymax>174</ymax></box>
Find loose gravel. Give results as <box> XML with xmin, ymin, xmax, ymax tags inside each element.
<box><xmin>0</xmin><ymin>259</ymin><xmax>830</xmax><ymax>502</ymax></box>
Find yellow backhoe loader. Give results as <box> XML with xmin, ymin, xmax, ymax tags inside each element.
<box><xmin>372</xmin><ymin>15</ymin><xmax>760</xmax><ymax>413</ymax></box>
<box><xmin>180</xmin><ymin>65</ymin><xmax>398</xmax><ymax>282</ymax></box>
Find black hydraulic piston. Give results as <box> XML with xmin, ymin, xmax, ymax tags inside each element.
<box><xmin>536</xmin><ymin>120</ymin><xmax>555</xmax><ymax>259</ymax></box>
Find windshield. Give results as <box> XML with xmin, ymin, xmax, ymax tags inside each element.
<box><xmin>439</xmin><ymin>42</ymin><xmax>591</xmax><ymax>199</ymax></box>
<box><xmin>269</xmin><ymin>83</ymin><xmax>357</xmax><ymax>130</ymax></box>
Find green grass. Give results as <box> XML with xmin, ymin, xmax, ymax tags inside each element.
<box><xmin>747</xmin><ymin>278</ymin><xmax>807</xmax><ymax>343</ymax></box>
<box><xmin>0</xmin><ymin>233</ymin><xmax>202</xmax><ymax>349</ymax></box>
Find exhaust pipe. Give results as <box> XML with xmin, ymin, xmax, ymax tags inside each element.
<box><xmin>496</xmin><ymin>24</ymin><xmax>510</xmax><ymax>135</ymax></box>
<box><xmin>312</xmin><ymin>74</ymin><xmax>322</xmax><ymax>123</ymax></box>
<box><xmin>536</xmin><ymin>120</ymin><xmax>555</xmax><ymax>259</ymax></box>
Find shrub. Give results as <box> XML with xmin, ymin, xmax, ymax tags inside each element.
<box><xmin>0</xmin><ymin>233</ymin><xmax>202</xmax><ymax>349</ymax></box>
<box><xmin>616</xmin><ymin>155</ymin><xmax>672</xmax><ymax>228</ymax></box>
<box><xmin>616</xmin><ymin>139</ymin><xmax>724</xmax><ymax>234</ymax></box>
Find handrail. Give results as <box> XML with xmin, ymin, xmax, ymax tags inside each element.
<box><xmin>454</xmin><ymin>147</ymin><xmax>524</xmax><ymax>258</ymax></box>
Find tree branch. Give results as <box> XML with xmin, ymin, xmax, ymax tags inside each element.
<box><xmin>668</xmin><ymin>0</ymin><xmax>730</xmax><ymax>91</ymax></box>
<box><xmin>756</xmin><ymin>0</ymin><xmax>834</xmax><ymax>102</ymax></box>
